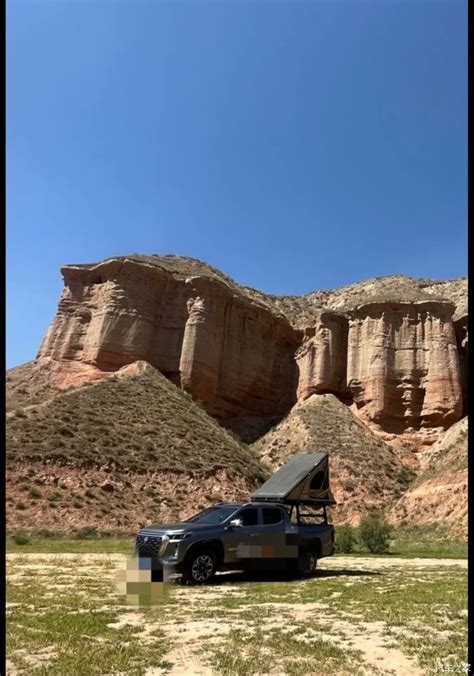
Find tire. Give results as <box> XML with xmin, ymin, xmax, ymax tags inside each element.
<box><xmin>299</xmin><ymin>550</ymin><xmax>318</xmax><ymax>578</ymax></box>
<box><xmin>182</xmin><ymin>549</ymin><xmax>217</xmax><ymax>585</ymax></box>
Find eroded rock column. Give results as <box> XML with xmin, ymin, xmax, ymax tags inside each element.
<box><xmin>346</xmin><ymin>301</ymin><xmax>463</xmax><ymax>432</ymax></box>
<box><xmin>295</xmin><ymin>310</ymin><xmax>348</xmax><ymax>400</ymax></box>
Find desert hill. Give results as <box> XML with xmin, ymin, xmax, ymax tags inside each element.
<box><xmin>6</xmin><ymin>361</ymin><xmax>266</xmax><ymax>533</ymax></box>
<box><xmin>252</xmin><ymin>393</ymin><xmax>414</xmax><ymax>524</ymax></box>
<box><xmin>389</xmin><ymin>417</ymin><xmax>468</xmax><ymax>538</ymax></box>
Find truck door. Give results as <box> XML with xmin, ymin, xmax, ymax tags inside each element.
<box><xmin>259</xmin><ymin>506</ymin><xmax>297</xmax><ymax>570</ymax></box>
<box><xmin>222</xmin><ymin>506</ymin><xmax>261</xmax><ymax>565</ymax></box>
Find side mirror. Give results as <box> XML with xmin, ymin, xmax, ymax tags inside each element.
<box><xmin>229</xmin><ymin>518</ymin><xmax>243</xmax><ymax>528</ymax></box>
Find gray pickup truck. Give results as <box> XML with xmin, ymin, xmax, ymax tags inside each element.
<box><xmin>136</xmin><ymin>453</ymin><xmax>336</xmax><ymax>584</ymax></box>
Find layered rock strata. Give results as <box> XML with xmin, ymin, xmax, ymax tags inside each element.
<box><xmin>295</xmin><ymin>310</ymin><xmax>348</xmax><ymax>400</ymax></box>
<box><xmin>346</xmin><ymin>301</ymin><xmax>463</xmax><ymax>434</ymax></box>
<box><xmin>37</xmin><ymin>256</ymin><xmax>467</xmax><ymax>444</ymax></box>
<box><xmin>39</xmin><ymin>259</ymin><xmax>298</xmax><ymax>419</ymax></box>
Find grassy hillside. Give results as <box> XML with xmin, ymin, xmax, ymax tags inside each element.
<box><xmin>6</xmin><ymin>361</ymin><xmax>59</xmax><ymax>412</ymax></box>
<box><xmin>6</xmin><ymin>363</ymin><xmax>268</xmax><ymax>533</ymax></box>
<box><xmin>6</xmin><ymin>363</ymin><xmax>265</xmax><ymax>480</ymax></box>
<box><xmin>253</xmin><ymin>393</ymin><xmax>415</xmax><ymax>524</ymax></box>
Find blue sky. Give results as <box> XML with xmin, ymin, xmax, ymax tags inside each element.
<box><xmin>7</xmin><ymin>0</ymin><xmax>467</xmax><ymax>368</ymax></box>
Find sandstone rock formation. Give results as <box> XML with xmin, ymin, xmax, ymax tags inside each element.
<box><xmin>7</xmin><ymin>255</ymin><xmax>468</xmax><ymax>535</ymax></box>
<box><xmin>453</xmin><ymin>308</ymin><xmax>468</xmax><ymax>416</ymax></box>
<box><xmin>35</xmin><ymin>255</ymin><xmax>467</xmax><ymax>447</ymax></box>
<box><xmin>295</xmin><ymin>310</ymin><xmax>348</xmax><ymax>400</ymax></box>
<box><xmin>38</xmin><ymin>258</ymin><xmax>298</xmax><ymax>419</ymax></box>
<box><xmin>346</xmin><ymin>300</ymin><xmax>463</xmax><ymax>442</ymax></box>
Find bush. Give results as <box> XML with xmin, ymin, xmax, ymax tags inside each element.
<box><xmin>358</xmin><ymin>514</ymin><xmax>392</xmax><ymax>554</ymax></box>
<box><xmin>12</xmin><ymin>531</ymin><xmax>31</xmax><ymax>545</ymax></box>
<box><xmin>33</xmin><ymin>529</ymin><xmax>59</xmax><ymax>539</ymax></box>
<box><xmin>336</xmin><ymin>525</ymin><xmax>356</xmax><ymax>553</ymax></box>
<box><xmin>71</xmin><ymin>526</ymin><xmax>98</xmax><ymax>539</ymax></box>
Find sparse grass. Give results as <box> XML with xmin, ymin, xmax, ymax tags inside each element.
<box><xmin>6</xmin><ymin>361</ymin><xmax>58</xmax><ymax>412</ymax></box>
<box><xmin>209</xmin><ymin>627</ymin><xmax>363</xmax><ymax>676</ymax></box>
<box><xmin>6</xmin><ymin>558</ymin><xmax>172</xmax><ymax>674</ymax></box>
<box><xmin>6</xmin><ymin>525</ymin><xmax>466</xmax><ymax>557</ymax></box>
<box><xmin>6</xmin><ymin>534</ymin><xmax>135</xmax><ymax>554</ymax></box>
<box><xmin>332</xmin><ymin>524</ymin><xmax>467</xmax><ymax>559</ymax></box>
<box><xmin>6</xmin><ymin>368</ymin><xmax>267</xmax><ymax>480</ymax></box>
<box><xmin>6</xmin><ymin>551</ymin><xmax>467</xmax><ymax>675</ymax></box>
<box><xmin>388</xmin><ymin>525</ymin><xmax>468</xmax><ymax>559</ymax></box>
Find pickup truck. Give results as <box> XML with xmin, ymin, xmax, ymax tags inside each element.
<box><xmin>135</xmin><ymin>452</ymin><xmax>336</xmax><ymax>585</ymax></box>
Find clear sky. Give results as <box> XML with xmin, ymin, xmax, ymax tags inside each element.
<box><xmin>6</xmin><ymin>0</ymin><xmax>467</xmax><ymax>368</ymax></box>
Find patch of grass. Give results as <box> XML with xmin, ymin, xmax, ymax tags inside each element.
<box><xmin>28</xmin><ymin>487</ymin><xmax>42</xmax><ymax>499</ymax></box>
<box><xmin>208</xmin><ymin>627</ymin><xmax>362</xmax><ymax>676</ymax></box>
<box><xmin>389</xmin><ymin>525</ymin><xmax>468</xmax><ymax>559</ymax></box>
<box><xmin>6</xmin><ymin>535</ymin><xmax>135</xmax><ymax>554</ymax></box>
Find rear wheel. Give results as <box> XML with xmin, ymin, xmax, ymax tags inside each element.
<box><xmin>299</xmin><ymin>550</ymin><xmax>318</xmax><ymax>577</ymax></box>
<box><xmin>182</xmin><ymin>549</ymin><xmax>217</xmax><ymax>585</ymax></box>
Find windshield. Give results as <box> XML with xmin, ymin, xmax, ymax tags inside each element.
<box><xmin>186</xmin><ymin>505</ymin><xmax>240</xmax><ymax>525</ymax></box>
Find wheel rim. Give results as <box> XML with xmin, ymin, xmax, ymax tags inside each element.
<box><xmin>306</xmin><ymin>554</ymin><xmax>316</xmax><ymax>573</ymax></box>
<box><xmin>191</xmin><ymin>554</ymin><xmax>214</xmax><ymax>582</ymax></box>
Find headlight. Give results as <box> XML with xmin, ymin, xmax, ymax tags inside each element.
<box><xmin>169</xmin><ymin>532</ymin><xmax>192</xmax><ymax>541</ymax></box>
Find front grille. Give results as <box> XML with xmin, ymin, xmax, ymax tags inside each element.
<box><xmin>136</xmin><ymin>534</ymin><xmax>163</xmax><ymax>557</ymax></box>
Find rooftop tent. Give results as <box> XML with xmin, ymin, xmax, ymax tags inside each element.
<box><xmin>251</xmin><ymin>453</ymin><xmax>336</xmax><ymax>506</ymax></box>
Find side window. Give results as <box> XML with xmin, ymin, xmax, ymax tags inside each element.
<box><xmin>262</xmin><ymin>508</ymin><xmax>283</xmax><ymax>525</ymax></box>
<box><xmin>239</xmin><ymin>508</ymin><xmax>259</xmax><ymax>526</ymax></box>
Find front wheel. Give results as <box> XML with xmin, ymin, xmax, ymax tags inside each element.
<box><xmin>182</xmin><ymin>549</ymin><xmax>217</xmax><ymax>585</ymax></box>
<box><xmin>299</xmin><ymin>551</ymin><xmax>318</xmax><ymax>577</ymax></box>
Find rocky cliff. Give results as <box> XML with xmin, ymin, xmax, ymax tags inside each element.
<box><xmin>36</xmin><ymin>255</ymin><xmax>467</xmax><ymax>447</ymax></box>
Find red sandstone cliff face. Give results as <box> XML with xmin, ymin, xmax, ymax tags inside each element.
<box><xmin>346</xmin><ymin>301</ymin><xmax>463</xmax><ymax>442</ymax></box>
<box><xmin>38</xmin><ymin>258</ymin><xmax>298</xmax><ymax>419</ymax></box>
<box><xmin>453</xmin><ymin>310</ymin><xmax>468</xmax><ymax>416</ymax></box>
<box><xmin>179</xmin><ymin>276</ymin><xmax>297</xmax><ymax>417</ymax></box>
<box><xmin>36</xmin><ymin>256</ymin><xmax>467</xmax><ymax>445</ymax></box>
<box><xmin>295</xmin><ymin>310</ymin><xmax>348</xmax><ymax>400</ymax></box>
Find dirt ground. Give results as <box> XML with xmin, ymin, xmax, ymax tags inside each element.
<box><xmin>6</xmin><ymin>553</ymin><xmax>468</xmax><ymax>675</ymax></box>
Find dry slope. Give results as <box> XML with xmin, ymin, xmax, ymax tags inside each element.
<box><xmin>389</xmin><ymin>417</ymin><xmax>468</xmax><ymax>538</ymax></box>
<box><xmin>6</xmin><ymin>361</ymin><xmax>267</xmax><ymax>533</ymax></box>
<box><xmin>253</xmin><ymin>394</ymin><xmax>415</xmax><ymax>524</ymax></box>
